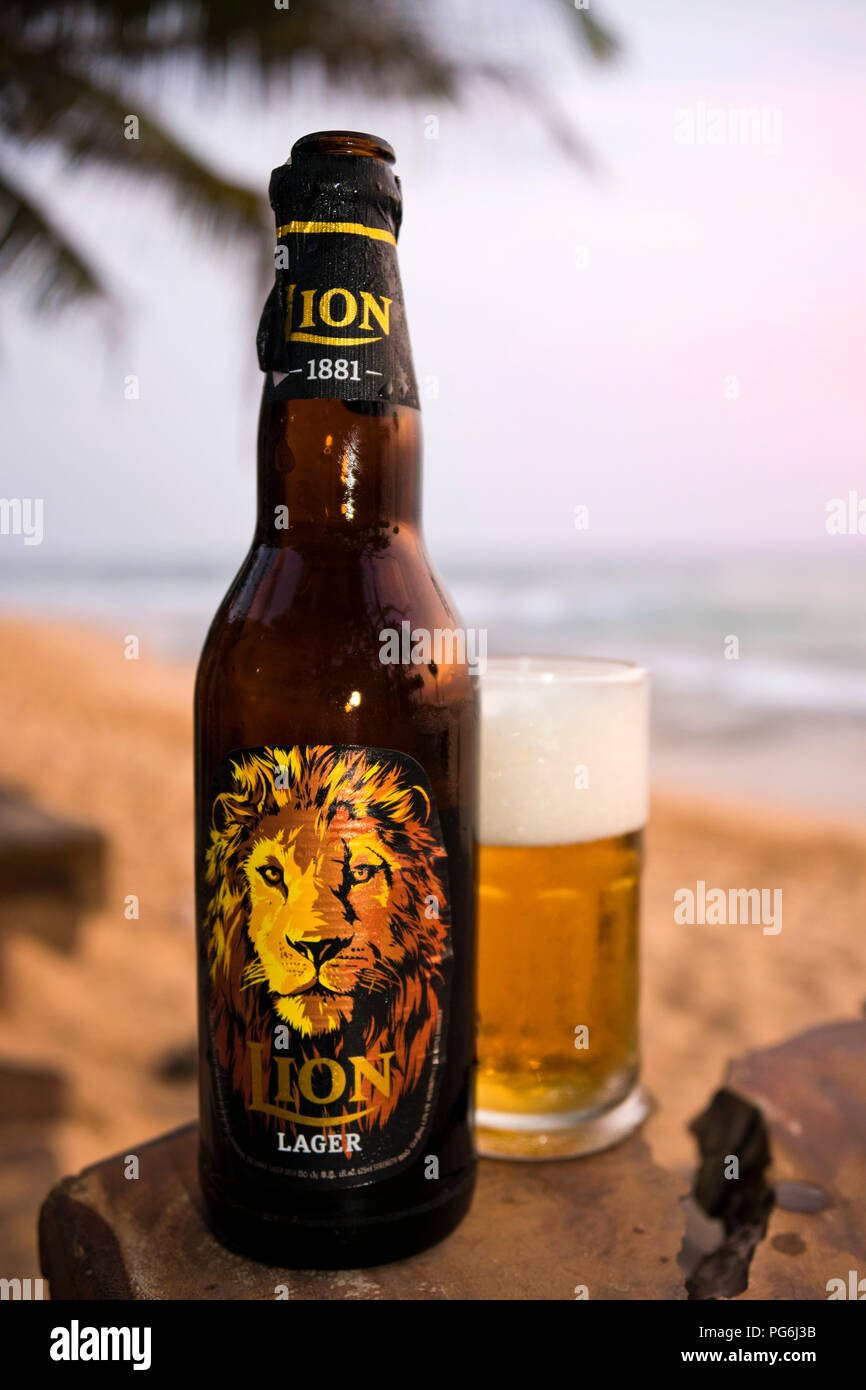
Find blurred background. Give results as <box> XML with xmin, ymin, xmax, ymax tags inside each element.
<box><xmin>1</xmin><ymin>0</ymin><xmax>865</xmax><ymax>1283</ymax></box>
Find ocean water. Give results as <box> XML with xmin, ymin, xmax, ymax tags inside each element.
<box><xmin>3</xmin><ymin>553</ymin><xmax>864</xmax><ymax>814</ymax></box>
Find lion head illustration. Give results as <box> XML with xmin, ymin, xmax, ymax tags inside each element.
<box><xmin>204</xmin><ymin>745</ymin><xmax>450</xmax><ymax>1132</ymax></box>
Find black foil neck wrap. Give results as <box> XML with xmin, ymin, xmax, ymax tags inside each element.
<box><xmin>268</xmin><ymin>147</ymin><xmax>403</xmax><ymax>243</ymax></box>
<box><xmin>256</xmin><ymin>138</ymin><xmax>417</xmax><ymax>408</ymax></box>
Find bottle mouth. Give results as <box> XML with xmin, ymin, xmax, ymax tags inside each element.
<box><xmin>291</xmin><ymin>130</ymin><xmax>396</xmax><ymax>164</ymax></box>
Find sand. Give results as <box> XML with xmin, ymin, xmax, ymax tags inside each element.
<box><xmin>1</xmin><ymin>617</ymin><xmax>865</xmax><ymax>1273</ymax></box>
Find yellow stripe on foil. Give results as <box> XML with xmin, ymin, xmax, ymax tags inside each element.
<box><xmin>276</xmin><ymin>220</ymin><xmax>396</xmax><ymax>246</ymax></box>
<box><xmin>288</xmin><ymin>332</ymin><xmax>382</xmax><ymax>346</ymax></box>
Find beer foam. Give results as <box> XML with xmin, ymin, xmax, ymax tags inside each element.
<box><xmin>478</xmin><ymin>658</ymin><xmax>649</xmax><ymax>846</ymax></box>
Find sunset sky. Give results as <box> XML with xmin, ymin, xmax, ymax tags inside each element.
<box><xmin>1</xmin><ymin>0</ymin><xmax>864</xmax><ymax>567</ymax></box>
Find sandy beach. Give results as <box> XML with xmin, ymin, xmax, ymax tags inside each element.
<box><xmin>1</xmin><ymin>617</ymin><xmax>865</xmax><ymax>1274</ymax></box>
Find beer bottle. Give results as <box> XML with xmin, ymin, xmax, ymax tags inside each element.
<box><xmin>194</xmin><ymin>131</ymin><xmax>477</xmax><ymax>1268</ymax></box>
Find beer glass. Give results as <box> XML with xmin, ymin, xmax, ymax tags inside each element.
<box><xmin>476</xmin><ymin>656</ymin><xmax>649</xmax><ymax>1159</ymax></box>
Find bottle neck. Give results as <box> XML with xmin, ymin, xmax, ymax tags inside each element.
<box><xmin>255</xmin><ymin>396</ymin><xmax>422</xmax><ymax>540</ymax></box>
<box><xmin>255</xmin><ymin>133</ymin><xmax>420</xmax><ymax>543</ymax></box>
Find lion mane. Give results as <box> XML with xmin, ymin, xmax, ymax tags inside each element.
<box><xmin>204</xmin><ymin>745</ymin><xmax>450</xmax><ymax>1133</ymax></box>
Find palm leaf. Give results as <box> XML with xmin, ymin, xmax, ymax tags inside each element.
<box><xmin>1</xmin><ymin>1</ymin><xmax>463</xmax><ymax>94</ymax></box>
<box><xmin>4</xmin><ymin>51</ymin><xmax>266</xmax><ymax>238</ymax></box>
<box><xmin>572</xmin><ymin>6</ymin><xmax>620</xmax><ymax>62</ymax></box>
<box><xmin>0</xmin><ymin>0</ymin><xmax>621</xmax><ymax>310</ymax></box>
<box><xmin>0</xmin><ymin>163</ymin><xmax>104</xmax><ymax>310</ymax></box>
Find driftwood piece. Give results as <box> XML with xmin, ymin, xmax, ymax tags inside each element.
<box><xmin>688</xmin><ymin>1019</ymin><xmax>866</xmax><ymax>1301</ymax></box>
<box><xmin>39</xmin><ymin>1122</ymin><xmax>686</xmax><ymax>1301</ymax></box>
<box><xmin>38</xmin><ymin>1020</ymin><xmax>866</xmax><ymax>1300</ymax></box>
<box><xmin>0</xmin><ymin>789</ymin><xmax>105</xmax><ymax>903</ymax></box>
<box><xmin>0</xmin><ymin>789</ymin><xmax>106</xmax><ymax>957</ymax></box>
<box><xmin>0</xmin><ymin>1061</ymin><xmax>66</xmax><ymax>1125</ymax></box>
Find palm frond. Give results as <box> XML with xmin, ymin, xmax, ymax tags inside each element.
<box><xmin>0</xmin><ymin>1</ymin><xmax>462</xmax><ymax>94</ymax></box>
<box><xmin>0</xmin><ymin>1</ymin><xmax>622</xmax><ymax>310</ymax></box>
<box><xmin>3</xmin><ymin>51</ymin><xmax>266</xmax><ymax>238</ymax></box>
<box><xmin>571</xmin><ymin>6</ymin><xmax>620</xmax><ymax>62</ymax></box>
<box><xmin>0</xmin><ymin>162</ymin><xmax>104</xmax><ymax>310</ymax></box>
<box><xmin>470</xmin><ymin>61</ymin><xmax>595</xmax><ymax>167</ymax></box>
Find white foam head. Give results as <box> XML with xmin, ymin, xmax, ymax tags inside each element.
<box><xmin>478</xmin><ymin>657</ymin><xmax>649</xmax><ymax>846</ymax></box>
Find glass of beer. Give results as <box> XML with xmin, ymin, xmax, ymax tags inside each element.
<box><xmin>476</xmin><ymin>656</ymin><xmax>649</xmax><ymax>1159</ymax></box>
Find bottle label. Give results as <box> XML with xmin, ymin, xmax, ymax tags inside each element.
<box><xmin>257</xmin><ymin>222</ymin><xmax>419</xmax><ymax>409</ymax></box>
<box><xmin>202</xmin><ymin>744</ymin><xmax>451</xmax><ymax>1187</ymax></box>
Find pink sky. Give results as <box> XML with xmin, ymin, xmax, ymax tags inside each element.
<box><xmin>1</xmin><ymin>0</ymin><xmax>864</xmax><ymax>565</ymax></box>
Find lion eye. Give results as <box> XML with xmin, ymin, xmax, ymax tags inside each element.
<box><xmin>350</xmin><ymin>863</ymin><xmax>378</xmax><ymax>885</ymax></box>
<box><xmin>258</xmin><ymin>865</ymin><xmax>285</xmax><ymax>890</ymax></box>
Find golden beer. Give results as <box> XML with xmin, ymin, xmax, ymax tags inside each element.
<box><xmin>476</xmin><ymin>657</ymin><xmax>649</xmax><ymax>1158</ymax></box>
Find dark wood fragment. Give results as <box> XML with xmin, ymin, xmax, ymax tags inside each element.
<box><xmin>687</xmin><ymin>1019</ymin><xmax>866</xmax><ymax>1301</ymax></box>
<box><xmin>0</xmin><ymin>789</ymin><xmax>106</xmax><ymax>961</ymax></box>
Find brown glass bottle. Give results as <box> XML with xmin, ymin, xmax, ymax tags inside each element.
<box><xmin>194</xmin><ymin>132</ymin><xmax>477</xmax><ymax>1268</ymax></box>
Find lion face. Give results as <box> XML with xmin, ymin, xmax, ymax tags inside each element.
<box><xmin>243</xmin><ymin>804</ymin><xmax>411</xmax><ymax>1037</ymax></box>
<box><xmin>205</xmin><ymin>745</ymin><xmax>451</xmax><ymax>1134</ymax></box>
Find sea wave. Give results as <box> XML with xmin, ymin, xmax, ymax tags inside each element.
<box><xmin>2</xmin><ymin>557</ymin><xmax>864</xmax><ymax>721</ymax></box>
